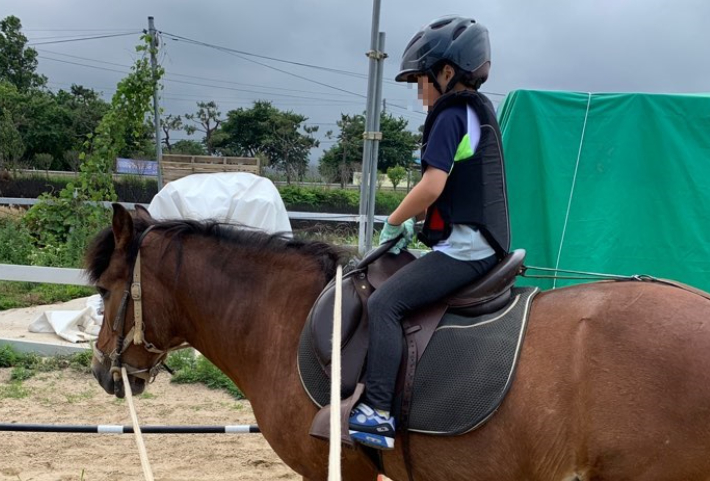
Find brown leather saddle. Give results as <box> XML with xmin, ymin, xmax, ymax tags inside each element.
<box><xmin>305</xmin><ymin>241</ymin><xmax>526</xmax><ymax>444</ymax></box>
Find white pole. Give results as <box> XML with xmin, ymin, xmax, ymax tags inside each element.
<box><xmin>328</xmin><ymin>265</ymin><xmax>343</xmax><ymax>481</ymax></box>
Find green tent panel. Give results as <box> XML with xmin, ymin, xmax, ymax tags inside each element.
<box><xmin>498</xmin><ymin>90</ymin><xmax>710</xmax><ymax>291</ymax></box>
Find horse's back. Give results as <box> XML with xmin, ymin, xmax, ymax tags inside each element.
<box><xmin>511</xmin><ymin>281</ymin><xmax>710</xmax><ymax>480</ymax></box>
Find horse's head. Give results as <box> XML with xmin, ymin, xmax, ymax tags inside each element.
<box><xmin>88</xmin><ymin>204</ymin><xmax>181</xmax><ymax>398</ymax></box>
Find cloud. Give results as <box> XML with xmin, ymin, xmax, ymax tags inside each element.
<box><xmin>7</xmin><ymin>0</ymin><xmax>708</xmax><ymax>159</ymax></box>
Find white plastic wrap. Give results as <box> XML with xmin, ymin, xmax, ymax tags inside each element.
<box><xmin>28</xmin><ymin>294</ymin><xmax>104</xmax><ymax>343</ymax></box>
<box><xmin>147</xmin><ymin>173</ymin><xmax>292</xmax><ymax>234</ymax></box>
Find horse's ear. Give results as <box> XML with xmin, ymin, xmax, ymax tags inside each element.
<box><xmin>134</xmin><ymin>204</ymin><xmax>153</xmax><ymax>222</ymax></box>
<box><xmin>112</xmin><ymin>203</ymin><xmax>134</xmax><ymax>251</ymax></box>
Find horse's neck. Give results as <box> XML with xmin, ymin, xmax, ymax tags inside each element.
<box><xmin>165</xmin><ymin>242</ymin><xmax>327</xmax><ymax>399</ymax></box>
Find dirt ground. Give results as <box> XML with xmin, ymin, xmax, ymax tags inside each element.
<box><xmin>0</xmin><ymin>368</ymin><xmax>299</xmax><ymax>481</ymax></box>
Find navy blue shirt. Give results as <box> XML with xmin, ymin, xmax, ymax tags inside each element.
<box><xmin>422</xmin><ymin>104</ymin><xmax>470</xmax><ymax>174</ymax></box>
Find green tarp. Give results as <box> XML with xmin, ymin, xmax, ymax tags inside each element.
<box><xmin>498</xmin><ymin>90</ymin><xmax>710</xmax><ymax>291</ymax></box>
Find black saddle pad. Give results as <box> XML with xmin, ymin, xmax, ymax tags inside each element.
<box><xmin>298</xmin><ymin>286</ymin><xmax>539</xmax><ymax>435</ymax></box>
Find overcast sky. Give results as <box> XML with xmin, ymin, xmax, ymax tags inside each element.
<box><xmin>4</xmin><ymin>0</ymin><xmax>709</xmax><ymax>155</ymax></box>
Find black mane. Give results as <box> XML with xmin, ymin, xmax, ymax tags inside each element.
<box><xmin>85</xmin><ymin>217</ymin><xmax>349</xmax><ymax>285</ymax></box>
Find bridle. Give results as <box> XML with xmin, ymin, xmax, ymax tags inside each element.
<box><xmin>93</xmin><ymin>225</ymin><xmax>188</xmax><ymax>384</ymax></box>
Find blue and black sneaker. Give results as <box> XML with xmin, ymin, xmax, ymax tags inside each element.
<box><xmin>348</xmin><ymin>403</ymin><xmax>395</xmax><ymax>450</ymax></box>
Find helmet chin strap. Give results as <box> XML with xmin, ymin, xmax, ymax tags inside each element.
<box><xmin>444</xmin><ymin>69</ymin><xmax>466</xmax><ymax>93</ymax></box>
<box><xmin>427</xmin><ymin>66</ymin><xmax>466</xmax><ymax>95</ymax></box>
<box><xmin>426</xmin><ymin>69</ymin><xmax>444</xmax><ymax>95</ymax></box>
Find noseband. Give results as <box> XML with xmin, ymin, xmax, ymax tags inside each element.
<box><xmin>93</xmin><ymin>225</ymin><xmax>188</xmax><ymax>384</ymax></box>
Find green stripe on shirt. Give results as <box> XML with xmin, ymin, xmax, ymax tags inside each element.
<box><xmin>453</xmin><ymin>133</ymin><xmax>474</xmax><ymax>162</ymax></box>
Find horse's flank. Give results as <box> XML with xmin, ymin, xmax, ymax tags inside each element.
<box><xmin>89</xmin><ymin>205</ymin><xmax>710</xmax><ymax>481</ymax></box>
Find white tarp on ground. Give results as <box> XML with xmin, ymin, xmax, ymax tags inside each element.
<box><xmin>147</xmin><ymin>172</ymin><xmax>292</xmax><ymax>234</ymax></box>
<box><xmin>27</xmin><ymin>295</ymin><xmax>103</xmax><ymax>343</ymax></box>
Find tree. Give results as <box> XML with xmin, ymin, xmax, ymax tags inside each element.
<box><xmin>0</xmin><ymin>16</ymin><xmax>46</xmax><ymax>91</ymax></box>
<box><xmin>24</xmin><ymin>33</ymin><xmax>163</xmax><ymax>246</ymax></box>
<box><xmin>216</xmin><ymin>101</ymin><xmax>319</xmax><ymax>183</ymax></box>
<box><xmin>161</xmin><ymin>114</ymin><xmax>183</xmax><ymax>152</ymax></box>
<box><xmin>378</xmin><ymin>113</ymin><xmax>419</xmax><ymax>172</ymax></box>
<box><xmin>54</xmin><ymin>84</ymin><xmax>110</xmax><ymax>155</ymax></box>
<box><xmin>215</xmin><ymin>100</ymin><xmax>277</xmax><ymax>157</ymax></box>
<box><xmin>185</xmin><ymin>101</ymin><xmax>223</xmax><ymax>154</ymax></box>
<box><xmin>0</xmin><ymin>81</ymin><xmax>109</xmax><ymax>169</ymax></box>
<box><xmin>318</xmin><ymin>112</ymin><xmax>418</xmax><ymax>185</ymax></box>
<box><xmin>386</xmin><ymin>165</ymin><xmax>407</xmax><ymax>191</ymax></box>
<box><xmin>171</xmin><ymin>139</ymin><xmax>207</xmax><ymax>155</ymax></box>
<box><xmin>319</xmin><ymin>114</ymin><xmax>364</xmax><ymax>187</ymax></box>
<box><xmin>0</xmin><ymin>108</ymin><xmax>24</xmax><ymax>170</ymax></box>
<box><xmin>266</xmin><ymin>113</ymin><xmax>319</xmax><ymax>183</ymax></box>
<box><xmin>33</xmin><ymin>153</ymin><xmax>53</xmax><ymax>174</ymax></box>
<box><xmin>63</xmin><ymin>150</ymin><xmax>81</xmax><ymax>172</ymax></box>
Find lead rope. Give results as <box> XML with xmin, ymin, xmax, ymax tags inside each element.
<box><xmin>553</xmin><ymin>92</ymin><xmax>593</xmax><ymax>289</ymax></box>
<box><xmin>121</xmin><ymin>367</ymin><xmax>155</xmax><ymax>481</ymax></box>
<box><xmin>328</xmin><ymin>265</ymin><xmax>344</xmax><ymax>481</ymax></box>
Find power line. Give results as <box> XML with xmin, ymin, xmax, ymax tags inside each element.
<box><xmin>160</xmin><ymin>31</ymin><xmax>369</xmax><ymax>80</ymax></box>
<box><xmin>38</xmin><ymin>55</ymin><xmax>128</xmax><ymax>74</ymax></box>
<box><xmin>37</xmin><ymin>49</ymin><xmax>358</xmax><ymax>98</ymax></box>
<box><xmin>25</xmin><ymin>28</ymin><xmax>137</xmax><ymax>32</ymax></box>
<box><xmin>37</xmin><ymin>54</ymin><xmax>367</xmax><ymax>104</ymax></box>
<box><xmin>28</xmin><ymin>31</ymin><xmax>142</xmax><ymax>46</ymax></box>
<box><xmin>163</xmin><ymin>77</ymin><xmax>365</xmax><ymax>102</ymax></box>
<box><xmin>46</xmin><ymin>81</ymin><xmax>345</xmax><ymax>121</ymax></box>
<box><xmin>28</xmin><ymin>31</ymin><xmax>136</xmax><ymax>41</ymax></box>
<box><xmin>161</xmin><ymin>32</ymin><xmax>366</xmax><ymax>99</ymax></box>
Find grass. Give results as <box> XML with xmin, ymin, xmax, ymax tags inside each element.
<box><xmin>0</xmin><ymin>345</ymin><xmax>242</xmax><ymax>400</ymax></box>
<box><xmin>0</xmin><ymin>381</ymin><xmax>30</xmax><ymax>399</ymax></box>
<box><xmin>0</xmin><ymin>345</ymin><xmax>91</xmax><ymax>374</ymax></box>
<box><xmin>64</xmin><ymin>389</ymin><xmax>96</xmax><ymax>404</ymax></box>
<box><xmin>0</xmin><ymin>281</ymin><xmax>95</xmax><ymax>311</ymax></box>
<box><xmin>166</xmin><ymin>349</ymin><xmax>244</xmax><ymax>399</ymax></box>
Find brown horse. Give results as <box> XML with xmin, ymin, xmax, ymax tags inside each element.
<box><xmin>88</xmin><ymin>204</ymin><xmax>710</xmax><ymax>481</ymax></box>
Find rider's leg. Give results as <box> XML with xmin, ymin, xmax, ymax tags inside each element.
<box><xmin>349</xmin><ymin>251</ymin><xmax>496</xmax><ymax>449</ymax></box>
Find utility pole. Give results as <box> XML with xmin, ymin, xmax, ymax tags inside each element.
<box><xmin>357</xmin><ymin>0</ymin><xmax>387</xmax><ymax>254</ymax></box>
<box><xmin>148</xmin><ymin>16</ymin><xmax>163</xmax><ymax>189</ymax></box>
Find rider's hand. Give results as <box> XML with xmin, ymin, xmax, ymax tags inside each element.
<box><xmin>379</xmin><ymin>218</ymin><xmax>415</xmax><ymax>255</ymax></box>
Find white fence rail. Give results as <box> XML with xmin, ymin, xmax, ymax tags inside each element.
<box><xmin>0</xmin><ymin>264</ymin><xmax>89</xmax><ymax>286</ymax></box>
<box><xmin>0</xmin><ymin>198</ymin><xmax>386</xmax><ymax>224</ymax></box>
<box><xmin>0</xmin><ymin>200</ymin><xmax>388</xmax><ymax>287</ymax></box>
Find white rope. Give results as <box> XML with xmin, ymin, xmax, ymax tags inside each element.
<box><xmin>121</xmin><ymin>367</ymin><xmax>156</xmax><ymax>481</ymax></box>
<box><xmin>328</xmin><ymin>265</ymin><xmax>343</xmax><ymax>481</ymax></box>
<box><xmin>553</xmin><ymin>92</ymin><xmax>593</xmax><ymax>289</ymax></box>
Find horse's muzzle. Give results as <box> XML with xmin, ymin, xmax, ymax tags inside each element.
<box><xmin>92</xmin><ymin>357</ymin><xmax>146</xmax><ymax>398</ymax></box>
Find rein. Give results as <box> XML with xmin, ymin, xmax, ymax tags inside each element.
<box><xmin>93</xmin><ymin>225</ymin><xmax>189</xmax><ymax>385</ymax></box>
<box><xmin>521</xmin><ymin>265</ymin><xmax>656</xmax><ymax>282</ymax></box>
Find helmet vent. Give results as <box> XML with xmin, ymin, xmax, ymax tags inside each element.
<box><xmin>405</xmin><ymin>34</ymin><xmax>423</xmax><ymax>51</ymax></box>
<box><xmin>431</xmin><ymin>18</ymin><xmax>454</xmax><ymax>30</ymax></box>
<box><xmin>452</xmin><ymin>25</ymin><xmax>467</xmax><ymax>40</ymax></box>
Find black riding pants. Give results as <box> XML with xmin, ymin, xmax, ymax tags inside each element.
<box><xmin>364</xmin><ymin>251</ymin><xmax>497</xmax><ymax>411</ymax></box>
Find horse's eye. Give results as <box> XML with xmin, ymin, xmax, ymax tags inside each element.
<box><xmin>97</xmin><ymin>287</ymin><xmax>109</xmax><ymax>299</ymax></box>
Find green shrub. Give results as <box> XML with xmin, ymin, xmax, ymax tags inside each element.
<box><xmin>0</xmin><ymin>217</ymin><xmax>34</xmax><ymax>264</ymax></box>
<box><xmin>278</xmin><ymin>186</ymin><xmax>405</xmax><ymax>215</ymax></box>
<box><xmin>11</xmin><ymin>366</ymin><xmax>35</xmax><ymax>381</ymax></box>
<box><xmin>167</xmin><ymin>350</ymin><xmax>244</xmax><ymax>399</ymax></box>
<box><xmin>0</xmin><ymin>345</ymin><xmax>91</xmax><ymax>373</ymax></box>
<box><xmin>0</xmin><ymin>345</ymin><xmax>19</xmax><ymax>367</ymax></box>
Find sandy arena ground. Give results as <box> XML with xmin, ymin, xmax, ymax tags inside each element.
<box><xmin>0</xmin><ymin>368</ymin><xmax>299</xmax><ymax>481</ymax></box>
<box><xmin>0</xmin><ymin>299</ymin><xmax>299</xmax><ymax>481</ymax></box>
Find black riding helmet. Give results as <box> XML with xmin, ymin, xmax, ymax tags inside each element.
<box><xmin>395</xmin><ymin>16</ymin><xmax>491</xmax><ymax>94</ymax></box>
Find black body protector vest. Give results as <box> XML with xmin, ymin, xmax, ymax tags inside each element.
<box><xmin>419</xmin><ymin>91</ymin><xmax>510</xmax><ymax>258</ymax></box>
